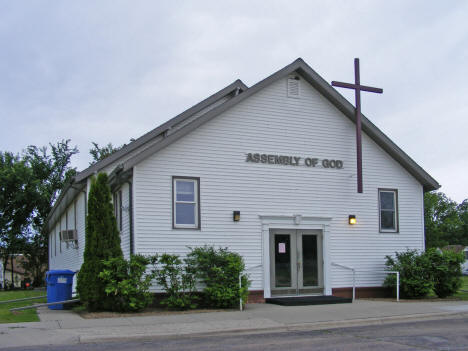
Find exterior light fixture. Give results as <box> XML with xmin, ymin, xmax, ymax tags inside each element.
<box><xmin>233</xmin><ymin>211</ymin><xmax>240</xmax><ymax>222</ymax></box>
<box><xmin>349</xmin><ymin>215</ymin><xmax>356</xmax><ymax>225</ymax></box>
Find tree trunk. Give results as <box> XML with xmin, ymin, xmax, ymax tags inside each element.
<box><xmin>10</xmin><ymin>255</ymin><xmax>15</xmax><ymax>288</ymax></box>
<box><xmin>1</xmin><ymin>258</ymin><xmax>6</xmax><ymax>289</ymax></box>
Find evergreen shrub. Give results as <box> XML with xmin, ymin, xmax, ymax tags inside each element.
<box><xmin>76</xmin><ymin>173</ymin><xmax>123</xmax><ymax>311</ymax></box>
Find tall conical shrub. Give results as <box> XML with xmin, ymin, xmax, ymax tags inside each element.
<box><xmin>77</xmin><ymin>172</ymin><xmax>123</xmax><ymax>311</ymax></box>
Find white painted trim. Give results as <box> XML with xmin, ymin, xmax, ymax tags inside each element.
<box><xmin>133</xmin><ymin>165</ymin><xmax>138</xmax><ymax>254</ymax></box>
<box><xmin>259</xmin><ymin>214</ymin><xmax>332</xmax><ymax>298</ymax></box>
<box><xmin>421</xmin><ymin>186</ymin><xmax>426</xmax><ymax>251</ymax></box>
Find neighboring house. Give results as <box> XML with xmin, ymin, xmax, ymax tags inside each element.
<box><xmin>3</xmin><ymin>255</ymin><xmax>28</xmax><ymax>288</ymax></box>
<box><xmin>46</xmin><ymin>58</ymin><xmax>439</xmax><ymax>300</ymax></box>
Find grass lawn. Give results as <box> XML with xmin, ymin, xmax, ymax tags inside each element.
<box><xmin>0</xmin><ymin>290</ymin><xmax>46</xmax><ymax>324</ymax></box>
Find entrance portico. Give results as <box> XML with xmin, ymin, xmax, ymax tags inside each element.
<box><xmin>269</xmin><ymin>229</ymin><xmax>323</xmax><ymax>296</ymax></box>
<box><xmin>260</xmin><ymin>215</ymin><xmax>332</xmax><ymax>298</ymax></box>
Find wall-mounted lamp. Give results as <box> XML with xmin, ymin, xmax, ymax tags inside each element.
<box><xmin>348</xmin><ymin>215</ymin><xmax>356</xmax><ymax>225</ymax></box>
<box><xmin>233</xmin><ymin>211</ymin><xmax>240</xmax><ymax>222</ymax></box>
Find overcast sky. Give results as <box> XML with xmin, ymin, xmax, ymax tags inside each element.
<box><xmin>1</xmin><ymin>1</ymin><xmax>467</xmax><ymax>202</ymax></box>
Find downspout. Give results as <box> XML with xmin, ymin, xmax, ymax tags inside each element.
<box><xmin>126</xmin><ymin>180</ymin><xmax>134</xmax><ymax>255</ymax></box>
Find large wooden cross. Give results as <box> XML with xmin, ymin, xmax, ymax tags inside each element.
<box><xmin>332</xmin><ymin>58</ymin><xmax>383</xmax><ymax>193</ymax></box>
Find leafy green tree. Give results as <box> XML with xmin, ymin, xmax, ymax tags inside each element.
<box><xmin>424</xmin><ymin>192</ymin><xmax>462</xmax><ymax>248</ymax></box>
<box><xmin>22</xmin><ymin>140</ymin><xmax>78</xmax><ymax>285</ymax></box>
<box><xmin>456</xmin><ymin>199</ymin><xmax>468</xmax><ymax>246</ymax></box>
<box><xmin>0</xmin><ymin>152</ymin><xmax>35</xmax><ymax>285</ymax></box>
<box><xmin>0</xmin><ymin>140</ymin><xmax>78</xmax><ymax>287</ymax></box>
<box><xmin>89</xmin><ymin>142</ymin><xmax>122</xmax><ymax>165</ymax></box>
<box><xmin>77</xmin><ymin>173</ymin><xmax>123</xmax><ymax>311</ymax></box>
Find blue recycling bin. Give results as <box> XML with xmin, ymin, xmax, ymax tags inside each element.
<box><xmin>45</xmin><ymin>270</ymin><xmax>75</xmax><ymax>310</ymax></box>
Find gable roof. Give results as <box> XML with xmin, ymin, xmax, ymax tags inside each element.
<box><xmin>45</xmin><ymin>58</ymin><xmax>439</xmax><ymax>232</ymax></box>
<box><xmin>45</xmin><ymin>79</ymin><xmax>247</xmax><ymax>231</ymax></box>
<box><xmin>75</xmin><ymin>79</ymin><xmax>248</xmax><ymax>183</ymax></box>
<box><xmin>121</xmin><ymin>58</ymin><xmax>440</xmax><ymax>192</ymax></box>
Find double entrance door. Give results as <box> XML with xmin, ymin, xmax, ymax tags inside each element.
<box><xmin>270</xmin><ymin>229</ymin><xmax>323</xmax><ymax>296</ymax></box>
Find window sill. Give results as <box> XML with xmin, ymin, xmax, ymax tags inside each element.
<box><xmin>172</xmin><ymin>226</ymin><xmax>201</xmax><ymax>230</ymax></box>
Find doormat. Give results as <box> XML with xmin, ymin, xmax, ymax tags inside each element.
<box><xmin>265</xmin><ymin>295</ymin><xmax>352</xmax><ymax>306</ymax></box>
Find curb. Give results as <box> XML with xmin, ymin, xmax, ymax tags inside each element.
<box><xmin>78</xmin><ymin>310</ymin><xmax>468</xmax><ymax>344</ymax></box>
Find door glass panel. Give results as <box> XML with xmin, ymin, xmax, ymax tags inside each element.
<box><xmin>302</xmin><ymin>235</ymin><xmax>318</xmax><ymax>286</ymax></box>
<box><xmin>274</xmin><ymin>234</ymin><xmax>291</xmax><ymax>287</ymax></box>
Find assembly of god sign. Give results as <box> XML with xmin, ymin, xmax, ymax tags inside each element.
<box><xmin>245</xmin><ymin>153</ymin><xmax>344</xmax><ymax>169</ymax></box>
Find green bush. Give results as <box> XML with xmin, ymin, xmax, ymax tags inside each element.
<box><xmin>99</xmin><ymin>254</ymin><xmax>158</xmax><ymax>312</ymax></box>
<box><xmin>186</xmin><ymin>246</ymin><xmax>250</xmax><ymax>308</ymax></box>
<box><xmin>155</xmin><ymin>254</ymin><xmax>198</xmax><ymax>310</ymax></box>
<box><xmin>426</xmin><ymin>248</ymin><xmax>464</xmax><ymax>298</ymax></box>
<box><xmin>384</xmin><ymin>249</ymin><xmax>432</xmax><ymax>298</ymax></box>
<box><xmin>77</xmin><ymin>173</ymin><xmax>123</xmax><ymax>311</ymax></box>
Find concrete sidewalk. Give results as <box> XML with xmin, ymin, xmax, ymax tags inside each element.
<box><xmin>2</xmin><ymin>299</ymin><xmax>468</xmax><ymax>348</ymax></box>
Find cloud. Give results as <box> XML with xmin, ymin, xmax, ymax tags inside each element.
<box><xmin>0</xmin><ymin>1</ymin><xmax>467</xmax><ymax>201</ymax></box>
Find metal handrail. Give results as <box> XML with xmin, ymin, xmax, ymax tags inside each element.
<box><xmin>332</xmin><ymin>262</ymin><xmax>355</xmax><ymax>301</ymax></box>
<box><xmin>9</xmin><ymin>298</ymin><xmax>80</xmax><ymax>311</ymax></box>
<box><xmin>332</xmin><ymin>263</ymin><xmax>400</xmax><ymax>302</ymax></box>
<box><xmin>239</xmin><ymin>264</ymin><xmax>262</xmax><ymax>311</ymax></box>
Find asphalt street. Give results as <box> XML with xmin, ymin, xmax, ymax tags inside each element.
<box><xmin>3</xmin><ymin>316</ymin><xmax>468</xmax><ymax>351</ymax></box>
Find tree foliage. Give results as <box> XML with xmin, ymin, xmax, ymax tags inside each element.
<box><xmin>426</xmin><ymin>248</ymin><xmax>464</xmax><ymax>298</ymax></box>
<box><xmin>89</xmin><ymin>142</ymin><xmax>122</xmax><ymax>165</ymax></box>
<box><xmin>0</xmin><ymin>139</ymin><xmax>77</xmax><ymax>286</ymax></box>
<box><xmin>99</xmin><ymin>254</ymin><xmax>158</xmax><ymax>312</ymax></box>
<box><xmin>0</xmin><ymin>152</ymin><xmax>35</xmax><ymax>284</ymax></box>
<box><xmin>22</xmin><ymin>140</ymin><xmax>78</xmax><ymax>285</ymax></box>
<box><xmin>424</xmin><ymin>192</ymin><xmax>468</xmax><ymax>248</ymax></box>
<box><xmin>186</xmin><ymin>246</ymin><xmax>250</xmax><ymax>308</ymax></box>
<box><xmin>155</xmin><ymin>254</ymin><xmax>198</xmax><ymax>310</ymax></box>
<box><xmin>384</xmin><ymin>249</ymin><xmax>433</xmax><ymax>299</ymax></box>
<box><xmin>77</xmin><ymin>173</ymin><xmax>123</xmax><ymax>311</ymax></box>
<box><xmin>384</xmin><ymin>248</ymin><xmax>464</xmax><ymax>299</ymax></box>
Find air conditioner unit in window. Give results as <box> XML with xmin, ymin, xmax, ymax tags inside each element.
<box><xmin>60</xmin><ymin>229</ymin><xmax>78</xmax><ymax>242</ymax></box>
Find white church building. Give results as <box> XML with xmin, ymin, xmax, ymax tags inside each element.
<box><xmin>46</xmin><ymin>58</ymin><xmax>439</xmax><ymax>301</ymax></box>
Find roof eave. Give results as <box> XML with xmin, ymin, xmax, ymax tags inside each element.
<box><xmin>122</xmin><ymin>58</ymin><xmax>439</xmax><ymax>191</ymax></box>
<box><xmin>74</xmin><ymin>79</ymin><xmax>248</xmax><ymax>183</ymax></box>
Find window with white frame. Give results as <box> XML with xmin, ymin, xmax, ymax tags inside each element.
<box><xmin>379</xmin><ymin>189</ymin><xmax>398</xmax><ymax>232</ymax></box>
<box><xmin>173</xmin><ymin>177</ymin><xmax>200</xmax><ymax>229</ymax></box>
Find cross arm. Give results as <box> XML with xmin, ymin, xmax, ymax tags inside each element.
<box><xmin>331</xmin><ymin>81</ymin><xmax>383</xmax><ymax>94</ymax></box>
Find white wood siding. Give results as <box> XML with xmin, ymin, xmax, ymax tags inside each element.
<box><xmin>133</xmin><ymin>75</ymin><xmax>425</xmax><ymax>291</ymax></box>
<box><xmin>48</xmin><ymin>183</ymin><xmax>133</xmax><ymax>274</ymax></box>
<box><xmin>48</xmin><ymin>192</ymin><xmax>86</xmax><ymax>291</ymax></box>
<box><xmin>118</xmin><ymin>182</ymin><xmax>132</xmax><ymax>259</ymax></box>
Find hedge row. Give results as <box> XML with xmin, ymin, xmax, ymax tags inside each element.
<box><xmin>384</xmin><ymin>248</ymin><xmax>464</xmax><ymax>299</ymax></box>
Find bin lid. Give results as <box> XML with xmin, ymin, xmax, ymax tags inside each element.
<box><xmin>46</xmin><ymin>270</ymin><xmax>75</xmax><ymax>276</ymax></box>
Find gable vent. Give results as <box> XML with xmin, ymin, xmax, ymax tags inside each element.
<box><xmin>287</xmin><ymin>75</ymin><xmax>300</xmax><ymax>98</ymax></box>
